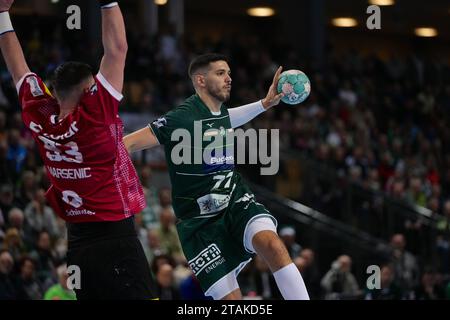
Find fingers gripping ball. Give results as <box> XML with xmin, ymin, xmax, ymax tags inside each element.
<box><xmin>277</xmin><ymin>70</ymin><xmax>311</xmax><ymax>105</ymax></box>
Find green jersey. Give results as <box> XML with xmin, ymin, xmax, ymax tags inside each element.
<box><xmin>149</xmin><ymin>94</ymin><xmax>239</xmax><ymax>220</ymax></box>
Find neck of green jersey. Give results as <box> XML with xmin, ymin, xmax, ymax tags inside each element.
<box><xmin>195</xmin><ymin>93</ymin><xmax>222</xmax><ymax>116</ymax></box>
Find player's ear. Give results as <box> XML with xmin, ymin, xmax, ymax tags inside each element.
<box><xmin>194</xmin><ymin>74</ymin><xmax>206</xmax><ymax>88</ymax></box>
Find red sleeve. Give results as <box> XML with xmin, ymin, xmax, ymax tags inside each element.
<box><xmin>80</xmin><ymin>73</ymin><xmax>123</xmax><ymax>123</ymax></box>
<box><xmin>17</xmin><ymin>73</ymin><xmax>53</xmax><ymax>109</ymax></box>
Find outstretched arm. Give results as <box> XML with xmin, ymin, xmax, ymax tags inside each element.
<box><xmin>228</xmin><ymin>66</ymin><xmax>284</xmax><ymax>128</ymax></box>
<box><xmin>98</xmin><ymin>2</ymin><xmax>128</xmax><ymax>94</ymax></box>
<box><xmin>0</xmin><ymin>1</ymin><xmax>31</xmax><ymax>86</ymax></box>
<box><xmin>123</xmin><ymin>127</ymin><xmax>159</xmax><ymax>153</ymax></box>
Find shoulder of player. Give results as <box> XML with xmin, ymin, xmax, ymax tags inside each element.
<box><xmin>166</xmin><ymin>104</ymin><xmax>196</xmax><ymax>122</ymax></box>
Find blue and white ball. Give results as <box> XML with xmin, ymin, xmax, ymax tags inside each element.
<box><xmin>277</xmin><ymin>69</ymin><xmax>311</xmax><ymax>105</ymax></box>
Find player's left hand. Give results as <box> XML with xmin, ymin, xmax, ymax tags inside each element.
<box><xmin>261</xmin><ymin>66</ymin><xmax>284</xmax><ymax>109</ymax></box>
<box><xmin>0</xmin><ymin>0</ymin><xmax>14</xmax><ymax>12</ymax></box>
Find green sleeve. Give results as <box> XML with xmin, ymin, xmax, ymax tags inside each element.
<box><xmin>149</xmin><ymin>109</ymin><xmax>192</xmax><ymax>145</ymax></box>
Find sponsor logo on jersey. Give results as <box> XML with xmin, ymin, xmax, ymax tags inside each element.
<box><xmin>89</xmin><ymin>83</ymin><xmax>98</xmax><ymax>94</ymax></box>
<box><xmin>66</xmin><ymin>209</ymin><xmax>96</xmax><ymax>216</ymax></box>
<box><xmin>197</xmin><ymin>193</ymin><xmax>231</xmax><ymax>215</ymax></box>
<box><xmin>29</xmin><ymin>121</ymin><xmax>79</xmax><ymax>141</ymax></box>
<box><xmin>189</xmin><ymin>244</ymin><xmax>225</xmax><ymax>275</ymax></box>
<box><xmin>152</xmin><ymin>117</ymin><xmax>167</xmax><ymax>128</ymax></box>
<box><xmin>210</xmin><ymin>155</ymin><xmax>234</xmax><ymax>165</ymax></box>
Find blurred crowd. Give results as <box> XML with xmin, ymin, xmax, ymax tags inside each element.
<box><xmin>1</xmin><ymin>14</ymin><xmax>450</xmax><ymax>299</ymax></box>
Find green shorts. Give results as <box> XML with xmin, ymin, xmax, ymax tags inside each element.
<box><xmin>176</xmin><ymin>182</ymin><xmax>277</xmax><ymax>295</ymax></box>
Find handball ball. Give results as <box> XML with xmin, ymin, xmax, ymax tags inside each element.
<box><xmin>277</xmin><ymin>69</ymin><xmax>311</xmax><ymax>105</ymax></box>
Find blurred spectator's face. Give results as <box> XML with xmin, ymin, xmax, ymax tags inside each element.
<box><xmin>38</xmin><ymin>232</ymin><xmax>51</xmax><ymax>251</ymax></box>
<box><xmin>147</xmin><ymin>230</ymin><xmax>160</xmax><ymax>248</ymax></box>
<box><xmin>159</xmin><ymin>189</ymin><xmax>172</xmax><ymax>207</ymax></box>
<box><xmin>0</xmin><ymin>141</ymin><xmax>7</xmax><ymax>159</ymax></box>
<box><xmin>392</xmin><ymin>181</ymin><xmax>405</xmax><ymax>197</ymax></box>
<box><xmin>0</xmin><ymin>251</ymin><xmax>14</xmax><ymax>274</ymax></box>
<box><xmin>140</xmin><ymin>167</ymin><xmax>152</xmax><ymax>182</ymax></box>
<box><xmin>157</xmin><ymin>264</ymin><xmax>174</xmax><ymax>288</ymax></box>
<box><xmin>35</xmin><ymin>189</ymin><xmax>46</xmax><ymax>204</ymax></box>
<box><xmin>300</xmin><ymin>249</ymin><xmax>315</xmax><ymax>266</ymax></box>
<box><xmin>380</xmin><ymin>266</ymin><xmax>393</xmax><ymax>287</ymax></box>
<box><xmin>443</xmin><ymin>201</ymin><xmax>450</xmax><ymax>216</ymax></box>
<box><xmin>0</xmin><ymin>111</ymin><xmax>5</xmax><ymax>128</ymax></box>
<box><xmin>8</xmin><ymin>129</ymin><xmax>20</xmax><ymax>146</ymax></box>
<box><xmin>160</xmin><ymin>209</ymin><xmax>174</xmax><ymax>229</ymax></box>
<box><xmin>6</xmin><ymin>230</ymin><xmax>21</xmax><ymax>246</ymax></box>
<box><xmin>9</xmin><ymin>208</ymin><xmax>24</xmax><ymax>228</ymax></box>
<box><xmin>338</xmin><ymin>255</ymin><xmax>352</xmax><ymax>273</ymax></box>
<box><xmin>0</xmin><ymin>187</ymin><xmax>13</xmax><ymax>205</ymax></box>
<box><xmin>349</xmin><ymin>166</ymin><xmax>362</xmax><ymax>182</ymax></box>
<box><xmin>421</xmin><ymin>272</ymin><xmax>434</xmax><ymax>287</ymax></box>
<box><xmin>410</xmin><ymin>177</ymin><xmax>422</xmax><ymax>193</ymax></box>
<box><xmin>281</xmin><ymin>234</ymin><xmax>295</xmax><ymax>246</ymax></box>
<box><xmin>21</xmin><ymin>260</ymin><xmax>35</xmax><ymax>279</ymax></box>
<box><xmin>391</xmin><ymin>234</ymin><xmax>406</xmax><ymax>251</ymax></box>
<box><xmin>428</xmin><ymin>198</ymin><xmax>440</xmax><ymax>213</ymax></box>
<box><xmin>432</xmin><ymin>184</ymin><xmax>441</xmax><ymax>197</ymax></box>
<box><xmin>22</xmin><ymin>171</ymin><xmax>36</xmax><ymax>189</ymax></box>
<box><xmin>12</xmin><ymin>113</ymin><xmax>23</xmax><ymax>129</ymax></box>
<box><xmin>294</xmin><ymin>256</ymin><xmax>307</xmax><ymax>273</ymax></box>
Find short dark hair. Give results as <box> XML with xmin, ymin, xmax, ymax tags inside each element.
<box><xmin>188</xmin><ymin>53</ymin><xmax>228</xmax><ymax>78</ymax></box>
<box><xmin>52</xmin><ymin>61</ymin><xmax>93</xmax><ymax>100</ymax></box>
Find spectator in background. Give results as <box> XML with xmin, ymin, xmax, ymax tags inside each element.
<box><xmin>14</xmin><ymin>170</ymin><xmax>37</xmax><ymax>209</ymax></box>
<box><xmin>364</xmin><ymin>264</ymin><xmax>403</xmax><ymax>300</ymax></box>
<box><xmin>44</xmin><ymin>264</ymin><xmax>76</xmax><ymax>300</ymax></box>
<box><xmin>139</xmin><ymin>166</ymin><xmax>160</xmax><ymax>229</ymax></box>
<box><xmin>143</xmin><ymin>228</ymin><xmax>164</xmax><ymax>266</ymax></box>
<box><xmin>0</xmin><ymin>249</ymin><xmax>16</xmax><ymax>299</ymax></box>
<box><xmin>413</xmin><ymin>268</ymin><xmax>446</xmax><ymax>300</ymax></box>
<box><xmin>15</xmin><ymin>256</ymin><xmax>43</xmax><ymax>300</ymax></box>
<box><xmin>156</xmin><ymin>208</ymin><xmax>184</xmax><ymax>264</ymax></box>
<box><xmin>24</xmin><ymin>188</ymin><xmax>59</xmax><ymax>240</ymax></box>
<box><xmin>296</xmin><ymin>248</ymin><xmax>321</xmax><ymax>299</ymax></box>
<box><xmin>154</xmin><ymin>263</ymin><xmax>181</xmax><ymax>300</ymax></box>
<box><xmin>151</xmin><ymin>187</ymin><xmax>174</xmax><ymax>221</ymax></box>
<box><xmin>0</xmin><ymin>184</ymin><xmax>17</xmax><ymax>225</ymax></box>
<box><xmin>321</xmin><ymin>255</ymin><xmax>361</xmax><ymax>300</ymax></box>
<box><xmin>1</xmin><ymin>227</ymin><xmax>27</xmax><ymax>261</ymax></box>
<box><xmin>251</xmin><ymin>255</ymin><xmax>281</xmax><ymax>300</ymax></box>
<box><xmin>436</xmin><ymin>200</ymin><xmax>450</xmax><ymax>274</ymax></box>
<box><xmin>6</xmin><ymin>129</ymin><xmax>27</xmax><ymax>179</ymax></box>
<box><xmin>389</xmin><ymin>233</ymin><xmax>419</xmax><ymax>294</ymax></box>
<box><xmin>279</xmin><ymin>226</ymin><xmax>302</xmax><ymax>259</ymax></box>
<box><xmin>29</xmin><ymin>231</ymin><xmax>57</xmax><ymax>290</ymax></box>
<box><xmin>7</xmin><ymin>208</ymin><xmax>27</xmax><ymax>244</ymax></box>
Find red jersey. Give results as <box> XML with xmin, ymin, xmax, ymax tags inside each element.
<box><xmin>18</xmin><ymin>72</ymin><xmax>145</xmax><ymax>222</ymax></box>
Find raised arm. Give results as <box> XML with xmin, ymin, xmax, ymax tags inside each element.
<box><xmin>0</xmin><ymin>1</ymin><xmax>31</xmax><ymax>86</ymax></box>
<box><xmin>228</xmin><ymin>66</ymin><xmax>284</xmax><ymax>128</ymax></box>
<box><xmin>123</xmin><ymin>127</ymin><xmax>159</xmax><ymax>153</ymax></box>
<box><xmin>98</xmin><ymin>1</ymin><xmax>128</xmax><ymax>94</ymax></box>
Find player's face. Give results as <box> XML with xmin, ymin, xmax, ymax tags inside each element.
<box><xmin>204</xmin><ymin>61</ymin><xmax>232</xmax><ymax>102</ymax></box>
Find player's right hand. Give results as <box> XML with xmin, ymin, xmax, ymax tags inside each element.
<box><xmin>0</xmin><ymin>0</ymin><xmax>14</xmax><ymax>12</ymax></box>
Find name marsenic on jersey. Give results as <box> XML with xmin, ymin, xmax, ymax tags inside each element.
<box><xmin>46</xmin><ymin>166</ymin><xmax>91</xmax><ymax>180</ymax></box>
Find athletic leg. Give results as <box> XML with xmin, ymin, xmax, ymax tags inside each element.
<box><xmin>247</xmin><ymin>219</ymin><xmax>310</xmax><ymax>300</ymax></box>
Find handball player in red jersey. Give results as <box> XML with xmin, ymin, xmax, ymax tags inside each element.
<box><xmin>0</xmin><ymin>0</ymin><xmax>156</xmax><ymax>299</ymax></box>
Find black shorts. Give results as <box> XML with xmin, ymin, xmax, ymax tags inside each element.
<box><xmin>66</xmin><ymin>216</ymin><xmax>156</xmax><ymax>300</ymax></box>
